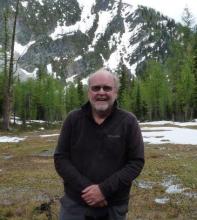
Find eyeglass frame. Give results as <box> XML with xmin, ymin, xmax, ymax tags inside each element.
<box><xmin>90</xmin><ymin>85</ymin><xmax>114</xmax><ymax>92</ymax></box>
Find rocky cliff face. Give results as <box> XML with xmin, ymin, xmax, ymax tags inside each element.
<box><xmin>0</xmin><ymin>0</ymin><xmax>183</xmax><ymax>80</ymax></box>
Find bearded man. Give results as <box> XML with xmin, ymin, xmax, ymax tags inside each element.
<box><xmin>54</xmin><ymin>68</ymin><xmax>144</xmax><ymax>220</ymax></box>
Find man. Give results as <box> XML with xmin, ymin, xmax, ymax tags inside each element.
<box><xmin>54</xmin><ymin>68</ymin><xmax>144</xmax><ymax>220</ymax></box>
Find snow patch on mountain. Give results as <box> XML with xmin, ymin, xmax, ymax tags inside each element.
<box><xmin>21</xmin><ymin>1</ymin><xmax>28</xmax><ymax>8</ymax></box>
<box><xmin>108</xmin><ymin>32</ymin><xmax>121</xmax><ymax>50</ymax></box>
<box><xmin>14</xmin><ymin>41</ymin><xmax>35</xmax><ymax>57</ymax></box>
<box><xmin>66</xmin><ymin>74</ymin><xmax>78</xmax><ymax>84</ymax></box>
<box><xmin>47</xmin><ymin>64</ymin><xmax>53</xmax><ymax>74</ymax></box>
<box><xmin>74</xmin><ymin>55</ymin><xmax>82</xmax><ymax>61</ymax></box>
<box><xmin>98</xmin><ymin>3</ymin><xmax>144</xmax><ymax>74</ymax></box>
<box><xmin>36</xmin><ymin>0</ymin><xmax>44</xmax><ymax>6</ymax></box>
<box><xmin>50</xmin><ymin>0</ymin><xmax>96</xmax><ymax>40</ymax></box>
<box><xmin>122</xmin><ymin>2</ymin><xmax>137</xmax><ymax>18</ymax></box>
<box><xmin>104</xmin><ymin>22</ymin><xmax>142</xmax><ymax>74</ymax></box>
<box><xmin>18</xmin><ymin>68</ymin><xmax>38</xmax><ymax>81</ymax></box>
<box><xmin>90</xmin><ymin>1</ymin><xmax>119</xmax><ymax>48</ymax></box>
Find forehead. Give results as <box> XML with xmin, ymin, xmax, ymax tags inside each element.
<box><xmin>89</xmin><ymin>72</ymin><xmax>115</xmax><ymax>86</ymax></box>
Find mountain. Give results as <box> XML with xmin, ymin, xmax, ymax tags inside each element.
<box><xmin>0</xmin><ymin>0</ymin><xmax>183</xmax><ymax>81</ymax></box>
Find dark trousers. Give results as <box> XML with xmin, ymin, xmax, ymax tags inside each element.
<box><xmin>59</xmin><ymin>194</ymin><xmax>128</xmax><ymax>220</ymax></box>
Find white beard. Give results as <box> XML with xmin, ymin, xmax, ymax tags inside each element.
<box><xmin>94</xmin><ymin>102</ymin><xmax>109</xmax><ymax>112</ymax></box>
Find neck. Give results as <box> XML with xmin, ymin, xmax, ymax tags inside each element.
<box><xmin>92</xmin><ymin>109</ymin><xmax>111</xmax><ymax>124</ymax></box>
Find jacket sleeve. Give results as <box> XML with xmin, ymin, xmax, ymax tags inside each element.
<box><xmin>54</xmin><ymin>112</ymin><xmax>92</xmax><ymax>193</ymax></box>
<box><xmin>99</xmin><ymin>115</ymin><xmax>144</xmax><ymax>198</ymax></box>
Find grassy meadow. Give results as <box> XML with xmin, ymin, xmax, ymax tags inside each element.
<box><xmin>0</xmin><ymin>125</ymin><xmax>196</xmax><ymax>220</ymax></box>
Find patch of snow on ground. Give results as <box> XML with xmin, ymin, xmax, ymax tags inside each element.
<box><xmin>140</xmin><ymin>120</ymin><xmax>197</xmax><ymax>127</ymax></box>
<box><xmin>40</xmin><ymin>134</ymin><xmax>59</xmax><ymax>138</ymax></box>
<box><xmin>161</xmin><ymin>175</ymin><xmax>189</xmax><ymax>194</ymax></box>
<box><xmin>183</xmin><ymin>192</ymin><xmax>197</xmax><ymax>199</ymax></box>
<box><xmin>155</xmin><ymin>197</ymin><xmax>170</xmax><ymax>204</ymax></box>
<box><xmin>165</xmin><ymin>184</ymin><xmax>188</xmax><ymax>194</ymax></box>
<box><xmin>10</xmin><ymin>118</ymin><xmax>22</xmax><ymax>125</ymax></box>
<box><xmin>27</xmin><ymin>120</ymin><xmax>46</xmax><ymax>124</ymax></box>
<box><xmin>137</xmin><ymin>180</ymin><xmax>154</xmax><ymax>189</ymax></box>
<box><xmin>0</xmin><ymin>136</ymin><xmax>25</xmax><ymax>143</ymax></box>
<box><xmin>141</xmin><ymin>125</ymin><xmax>197</xmax><ymax>145</ymax></box>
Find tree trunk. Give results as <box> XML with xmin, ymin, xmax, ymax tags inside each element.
<box><xmin>2</xmin><ymin>94</ymin><xmax>11</xmax><ymax>130</ymax></box>
<box><xmin>2</xmin><ymin>8</ymin><xmax>9</xmax><ymax>130</ymax></box>
<box><xmin>2</xmin><ymin>0</ymin><xmax>20</xmax><ymax>130</ymax></box>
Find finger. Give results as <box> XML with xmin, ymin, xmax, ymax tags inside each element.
<box><xmin>82</xmin><ymin>186</ymin><xmax>93</xmax><ymax>193</ymax></box>
<box><xmin>85</xmin><ymin>198</ymin><xmax>97</xmax><ymax>206</ymax></box>
<box><xmin>81</xmin><ymin>194</ymin><xmax>91</xmax><ymax>201</ymax></box>
<box><xmin>98</xmin><ymin>202</ymin><xmax>105</xmax><ymax>207</ymax></box>
<box><xmin>88</xmin><ymin>201</ymin><xmax>95</xmax><ymax>206</ymax></box>
<box><xmin>93</xmin><ymin>200</ymin><xmax>106</xmax><ymax>208</ymax></box>
<box><xmin>84</xmin><ymin>197</ymin><xmax>92</xmax><ymax>203</ymax></box>
<box><xmin>99</xmin><ymin>201</ymin><xmax>107</xmax><ymax>207</ymax></box>
<box><xmin>82</xmin><ymin>194</ymin><xmax>96</xmax><ymax>204</ymax></box>
<box><xmin>103</xmin><ymin>200</ymin><xmax>108</xmax><ymax>206</ymax></box>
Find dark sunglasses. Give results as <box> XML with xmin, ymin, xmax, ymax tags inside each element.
<box><xmin>90</xmin><ymin>85</ymin><xmax>113</xmax><ymax>92</ymax></box>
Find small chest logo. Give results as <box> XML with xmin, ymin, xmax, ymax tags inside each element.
<box><xmin>107</xmin><ymin>134</ymin><xmax>120</xmax><ymax>138</ymax></box>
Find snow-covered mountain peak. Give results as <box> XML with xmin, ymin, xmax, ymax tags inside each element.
<box><xmin>0</xmin><ymin>0</ymin><xmax>183</xmax><ymax>80</ymax></box>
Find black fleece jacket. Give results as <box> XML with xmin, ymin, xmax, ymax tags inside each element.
<box><xmin>54</xmin><ymin>102</ymin><xmax>144</xmax><ymax>206</ymax></box>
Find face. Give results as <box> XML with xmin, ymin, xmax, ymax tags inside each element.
<box><xmin>88</xmin><ymin>71</ymin><xmax>118</xmax><ymax>114</ymax></box>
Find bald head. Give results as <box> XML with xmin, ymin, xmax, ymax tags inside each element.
<box><xmin>88</xmin><ymin>68</ymin><xmax>119</xmax><ymax>91</ymax></box>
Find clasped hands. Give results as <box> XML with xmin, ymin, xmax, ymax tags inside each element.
<box><xmin>81</xmin><ymin>184</ymin><xmax>108</xmax><ymax>207</ymax></box>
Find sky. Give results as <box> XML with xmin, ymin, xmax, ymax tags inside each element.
<box><xmin>123</xmin><ymin>0</ymin><xmax>197</xmax><ymax>25</ymax></box>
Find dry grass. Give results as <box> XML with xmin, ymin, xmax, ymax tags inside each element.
<box><xmin>129</xmin><ymin>144</ymin><xmax>197</xmax><ymax>219</ymax></box>
<box><xmin>0</xmin><ymin>128</ymin><xmax>196</xmax><ymax>219</ymax></box>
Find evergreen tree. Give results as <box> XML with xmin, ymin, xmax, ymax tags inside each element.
<box><xmin>14</xmin><ymin>79</ymin><xmax>38</xmax><ymax>124</ymax></box>
<box><xmin>130</xmin><ymin>78</ymin><xmax>144</xmax><ymax>120</ymax></box>
<box><xmin>13</xmin><ymin>76</ymin><xmax>66</xmax><ymax>124</ymax></box>
<box><xmin>175</xmin><ymin>7</ymin><xmax>196</xmax><ymax>120</ymax></box>
<box><xmin>76</xmin><ymin>77</ymin><xmax>85</xmax><ymax>106</ymax></box>
<box><xmin>43</xmin><ymin>75</ymin><xmax>66</xmax><ymax>121</ymax></box>
<box><xmin>65</xmin><ymin>83</ymin><xmax>79</xmax><ymax>113</ymax></box>
<box><xmin>181</xmin><ymin>7</ymin><xmax>195</xmax><ymax>30</ymax></box>
<box><xmin>36</xmin><ymin>64</ymin><xmax>46</xmax><ymax>80</ymax></box>
<box><xmin>118</xmin><ymin>63</ymin><xmax>131</xmax><ymax>111</ymax></box>
<box><xmin>176</xmin><ymin>52</ymin><xmax>195</xmax><ymax>120</ymax></box>
<box><xmin>192</xmin><ymin>29</ymin><xmax>197</xmax><ymax>118</ymax></box>
<box><xmin>142</xmin><ymin>60</ymin><xmax>170</xmax><ymax>120</ymax></box>
<box><xmin>165</xmin><ymin>40</ymin><xmax>185</xmax><ymax>120</ymax></box>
